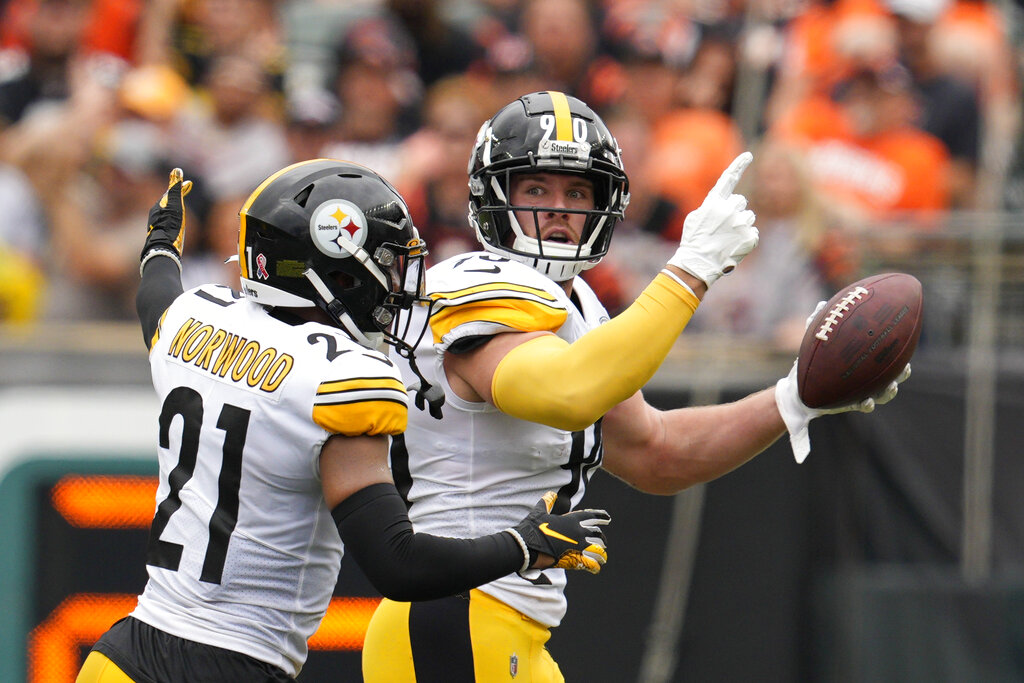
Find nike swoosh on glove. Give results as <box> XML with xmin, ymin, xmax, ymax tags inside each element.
<box><xmin>507</xmin><ymin>491</ymin><xmax>610</xmax><ymax>574</ymax></box>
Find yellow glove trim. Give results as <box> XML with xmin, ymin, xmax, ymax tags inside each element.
<box><xmin>491</xmin><ymin>273</ymin><xmax>699</xmax><ymax>430</ymax></box>
<box><xmin>150</xmin><ymin>168</ymin><xmax>193</xmax><ymax>254</ymax></box>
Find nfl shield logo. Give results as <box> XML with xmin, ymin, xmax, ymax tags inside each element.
<box><xmin>510</xmin><ymin>652</ymin><xmax>519</xmax><ymax>677</ymax></box>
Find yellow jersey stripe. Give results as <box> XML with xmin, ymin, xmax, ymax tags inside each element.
<box><xmin>430</xmin><ymin>299</ymin><xmax>568</xmax><ymax>343</ymax></box>
<box><xmin>317</xmin><ymin>376</ymin><xmax>407</xmax><ymax>396</ymax></box>
<box><xmin>548</xmin><ymin>91</ymin><xmax>573</xmax><ymax>141</ymax></box>
<box><xmin>430</xmin><ymin>281</ymin><xmax>560</xmax><ymax>305</ymax></box>
<box><xmin>312</xmin><ymin>399</ymin><xmax>407</xmax><ymax>436</ymax></box>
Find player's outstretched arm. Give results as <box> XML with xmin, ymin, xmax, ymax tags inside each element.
<box><xmin>600</xmin><ymin>300</ymin><xmax>912</xmax><ymax>493</ymax></box>
<box><xmin>472</xmin><ymin>153</ymin><xmax>760</xmax><ymax>431</ymax></box>
<box><xmin>323</xmin><ymin>435</ymin><xmax>609</xmax><ymax>602</ymax></box>
<box><xmin>136</xmin><ymin>168</ymin><xmax>192</xmax><ymax>349</ymax></box>
<box><xmin>452</xmin><ymin>155</ymin><xmax>757</xmax><ymax>432</ymax></box>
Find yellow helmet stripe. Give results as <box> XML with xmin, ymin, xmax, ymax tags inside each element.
<box><xmin>547</xmin><ymin>91</ymin><xmax>573</xmax><ymax>141</ymax></box>
<box><xmin>237</xmin><ymin>159</ymin><xmax>327</xmax><ymax>279</ymax></box>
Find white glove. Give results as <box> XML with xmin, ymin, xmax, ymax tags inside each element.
<box><xmin>775</xmin><ymin>300</ymin><xmax>912</xmax><ymax>463</ymax></box>
<box><xmin>668</xmin><ymin>151</ymin><xmax>759</xmax><ymax>287</ymax></box>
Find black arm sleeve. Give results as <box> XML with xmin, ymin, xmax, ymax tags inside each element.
<box><xmin>136</xmin><ymin>256</ymin><xmax>184</xmax><ymax>349</ymax></box>
<box><xmin>332</xmin><ymin>483</ymin><xmax>525</xmax><ymax>602</ymax></box>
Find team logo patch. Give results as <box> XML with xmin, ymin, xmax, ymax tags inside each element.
<box><xmin>510</xmin><ymin>652</ymin><xmax>518</xmax><ymax>677</ymax></box>
<box><xmin>537</xmin><ymin>138</ymin><xmax>588</xmax><ymax>161</ymax></box>
<box><xmin>309</xmin><ymin>199</ymin><xmax>369</xmax><ymax>258</ymax></box>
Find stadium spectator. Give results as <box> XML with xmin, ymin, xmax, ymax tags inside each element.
<box><xmin>766</xmin><ymin>0</ymin><xmax>899</xmax><ymax>127</ymax></box>
<box><xmin>584</xmin><ymin>105</ymin><xmax>690</xmax><ymax>313</ymax></box>
<box><xmin>134</xmin><ymin>0</ymin><xmax>285</xmax><ymax>92</ymax></box>
<box><xmin>602</xmin><ymin>3</ymin><xmax>697</xmax><ymax>127</ymax></box>
<box><xmin>321</xmin><ymin>14</ymin><xmax>422</xmax><ymax>184</ymax></box>
<box><xmin>45</xmin><ymin>118</ymin><xmax>173</xmax><ymax>321</ymax></box>
<box><xmin>472</xmin><ymin>29</ymin><xmax>550</xmax><ymax>110</ymax></box>
<box><xmin>887</xmin><ymin>0</ymin><xmax>982</xmax><ymax>207</ymax></box>
<box><xmin>281</xmin><ymin>86</ymin><xmax>339</xmax><ymax>163</ymax></box>
<box><xmin>0</xmin><ymin>0</ymin><xmax>127</xmax><ymax>128</ymax></box>
<box><xmin>645</xmin><ymin>37</ymin><xmax>748</xmax><ymax>216</ymax></box>
<box><xmin>385</xmin><ymin>0</ymin><xmax>485</xmax><ymax>86</ymax></box>
<box><xmin>517</xmin><ymin>0</ymin><xmax>622</xmax><ymax>109</ymax></box>
<box><xmin>165</xmin><ymin>52</ymin><xmax>290</xmax><ymax>202</ymax></box>
<box><xmin>1</xmin><ymin>0</ymin><xmax>141</xmax><ymax>62</ymax></box>
<box><xmin>771</xmin><ymin>61</ymin><xmax>951</xmax><ymax>223</ymax></box>
<box><xmin>926</xmin><ymin>0</ymin><xmax>1020</xmax><ymax>208</ymax></box>
<box><xmin>392</xmin><ymin>74</ymin><xmax>490</xmax><ymax>266</ymax></box>
<box><xmin>0</xmin><ymin>162</ymin><xmax>47</xmax><ymax>321</ymax></box>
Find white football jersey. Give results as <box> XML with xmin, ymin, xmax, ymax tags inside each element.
<box><xmin>132</xmin><ymin>284</ymin><xmax>408</xmax><ymax>676</ymax></box>
<box><xmin>391</xmin><ymin>252</ymin><xmax>609</xmax><ymax>627</ymax></box>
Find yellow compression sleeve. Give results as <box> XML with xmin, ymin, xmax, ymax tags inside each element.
<box><xmin>490</xmin><ymin>272</ymin><xmax>700</xmax><ymax>431</ymax></box>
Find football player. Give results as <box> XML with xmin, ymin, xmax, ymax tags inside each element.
<box><xmin>75</xmin><ymin>160</ymin><xmax>612</xmax><ymax>682</ymax></box>
<box><xmin>362</xmin><ymin>91</ymin><xmax>910</xmax><ymax>681</ymax></box>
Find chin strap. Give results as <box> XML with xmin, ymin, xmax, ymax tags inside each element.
<box><xmin>304</xmin><ymin>268</ymin><xmax>385</xmax><ymax>349</ymax></box>
<box><xmin>305</xmin><ymin>264</ymin><xmax>446</xmax><ymax>418</ymax></box>
<box><xmin>388</xmin><ymin>297</ymin><xmax>445</xmax><ymax>420</ymax></box>
<box><xmin>403</xmin><ymin>354</ymin><xmax>446</xmax><ymax>420</ymax></box>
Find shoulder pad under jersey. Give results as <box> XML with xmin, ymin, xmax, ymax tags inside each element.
<box><xmin>426</xmin><ymin>252</ymin><xmax>570</xmax><ymax>350</ymax></box>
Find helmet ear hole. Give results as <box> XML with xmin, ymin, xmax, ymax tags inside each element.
<box><xmin>330</xmin><ymin>271</ymin><xmax>358</xmax><ymax>290</ymax></box>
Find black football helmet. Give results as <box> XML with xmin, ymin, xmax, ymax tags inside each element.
<box><xmin>238</xmin><ymin>159</ymin><xmax>430</xmax><ymax>352</ymax></box>
<box><xmin>468</xmin><ymin>91</ymin><xmax>630</xmax><ymax>281</ymax></box>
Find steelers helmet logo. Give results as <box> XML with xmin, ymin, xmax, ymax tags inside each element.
<box><xmin>309</xmin><ymin>199</ymin><xmax>369</xmax><ymax>258</ymax></box>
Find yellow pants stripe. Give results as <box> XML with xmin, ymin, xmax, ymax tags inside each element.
<box><xmin>362</xmin><ymin>589</ymin><xmax>564</xmax><ymax>682</ymax></box>
<box><xmin>76</xmin><ymin>652</ymin><xmax>136</xmax><ymax>683</ymax></box>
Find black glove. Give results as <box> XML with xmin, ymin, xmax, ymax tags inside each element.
<box><xmin>509</xmin><ymin>491</ymin><xmax>610</xmax><ymax>574</ymax></box>
<box><xmin>140</xmin><ymin>168</ymin><xmax>193</xmax><ymax>270</ymax></box>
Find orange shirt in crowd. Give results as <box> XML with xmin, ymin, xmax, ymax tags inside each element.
<box><xmin>1</xmin><ymin>0</ymin><xmax>141</xmax><ymax>61</ymax></box>
<box><xmin>780</xmin><ymin>0</ymin><xmax>895</xmax><ymax>95</ymax></box>
<box><xmin>773</xmin><ymin>94</ymin><xmax>950</xmax><ymax>218</ymax></box>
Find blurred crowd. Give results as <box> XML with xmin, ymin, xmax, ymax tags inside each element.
<box><xmin>0</xmin><ymin>0</ymin><xmax>1020</xmax><ymax>351</ymax></box>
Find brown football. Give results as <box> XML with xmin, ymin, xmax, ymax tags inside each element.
<box><xmin>797</xmin><ymin>272</ymin><xmax>923</xmax><ymax>409</ymax></box>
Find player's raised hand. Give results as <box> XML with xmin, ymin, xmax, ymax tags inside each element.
<box><xmin>140</xmin><ymin>168</ymin><xmax>193</xmax><ymax>273</ymax></box>
<box><xmin>508</xmin><ymin>492</ymin><xmax>610</xmax><ymax>574</ymax></box>
<box><xmin>668</xmin><ymin>151</ymin><xmax>759</xmax><ymax>287</ymax></box>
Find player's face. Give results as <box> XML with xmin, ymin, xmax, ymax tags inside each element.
<box><xmin>509</xmin><ymin>172</ymin><xmax>595</xmax><ymax>244</ymax></box>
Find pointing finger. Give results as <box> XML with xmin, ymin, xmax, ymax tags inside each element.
<box><xmin>168</xmin><ymin>168</ymin><xmax>183</xmax><ymax>189</ymax></box>
<box><xmin>713</xmin><ymin>151</ymin><xmax>753</xmax><ymax>199</ymax></box>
